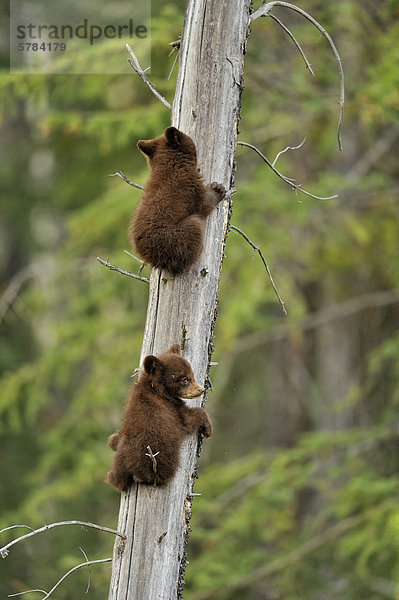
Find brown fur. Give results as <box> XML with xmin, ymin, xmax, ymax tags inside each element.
<box><xmin>129</xmin><ymin>126</ymin><xmax>226</xmax><ymax>275</ymax></box>
<box><xmin>106</xmin><ymin>344</ymin><xmax>212</xmax><ymax>491</ymax></box>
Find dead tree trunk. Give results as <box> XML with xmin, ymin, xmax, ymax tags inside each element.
<box><xmin>108</xmin><ymin>1</ymin><xmax>252</xmax><ymax>599</ymax></box>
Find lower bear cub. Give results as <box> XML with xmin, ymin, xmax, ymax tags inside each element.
<box><xmin>130</xmin><ymin>126</ymin><xmax>226</xmax><ymax>275</ymax></box>
<box><xmin>107</xmin><ymin>344</ymin><xmax>212</xmax><ymax>491</ymax></box>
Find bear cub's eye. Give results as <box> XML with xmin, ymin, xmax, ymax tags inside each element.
<box><xmin>181</xmin><ymin>378</ymin><xmax>189</xmax><ymax>386</ymax></box>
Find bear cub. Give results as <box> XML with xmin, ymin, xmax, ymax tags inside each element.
<box><xmin>107</xmin><ymin>344</ymin><xmax>212</xmax><ymax>491</ymax></box>
<box><xmin>130</xmin><ymin>126</ymin><xmax>226</xmax><ymax>275</ymax></box>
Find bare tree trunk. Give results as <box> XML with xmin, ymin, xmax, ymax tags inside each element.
<box><xmin>108</xmin><ymin>1</ymin><xmax>252</xmax><ymax>598</ymax></box>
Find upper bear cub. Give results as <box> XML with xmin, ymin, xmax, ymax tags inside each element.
<box><xmin>107</xmin><ymin>344</ymin><xmax>212</xmax><ymax>491</ymax></box>
<box><xmin>129</xmin><ymin>126</ymin><xmax>226</xmax><ymax>275</ymax></box>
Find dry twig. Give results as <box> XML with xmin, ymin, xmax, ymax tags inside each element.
<box><xmin>251</xmin><ymin>1</ymin><xmax>344</xmax><ymax>150</ymax></box>
<box><xmin>272</xmin><ymin>137</ymin><xmax>306</xmax><ymax>167</ymax></box>
<box><xmin>0</xmin><ymin>520</ymin><xmax>125</xmax><ymax>559</ymax></box>
<box><xmin>79</xmin><ymin>547</ymin><xmax>91</xmax><ymax>595</ymax></box>
<box><xmin>8</xmin><ymin>590</ymin><xmax>47</xmax><ymax>597</ymax></box>
<box><xmin>123</xmin><ymin>250</ymin><xmax>147</xmax><ymax>277</ymax></box>
<box><xmin>0</xmin><ymin>525</ymin><xmax>34</xmax><ymax>535</ymax></box>
<box><xmin>97</xmin><ymin>257</ymin><xmax>149</xmax><ymax>284</ymax></box>
<box><xmin>126</xmin><ymin>44</ymin><xmax>172</xmax><ymax>110</ymax></box>
<box><xmin>229</xmin><ymin>225</ymin><xmax>287</xmax><ymax>315</ymax></box>
<box><xmin>168</xmin><ymin>52</ymin><xmax>180</xmax><ymax>81</ymax></box>
<box><xmin>8</xmin><ymin>558</ymin><xmax>112</xmax><ymax>600</ymax></box>
<box><xmin>146</xmin><ymin>445</ymin><xmax>160</xmax><ymax>488</ymax></box>
<box><xmin>108</xmin><ymin>171</ymin><xmax>144</xmax><ymax>190</ymax></box>
<box><xmin>168</xmin><ymin>38</ymin><xmax>181</xmax><ymax>55</ymax></box>
<box><xmin>123</xmin><ymin>250</ymin><xmax>144</xmax><ymax>265</ymax></box>
<box><xmin>236</xmin><ymin>140</ymin><xmax>338</xmax><ymax>201</ymax></box>
<box><xmin>146</xmin><ymin>446</ymin><xmax>159</xmax><ymax>474</ymax></box>
<box><xmin>0</xmin><ymin>266</ymin><xmax>37</xmax><ymax>327</ymax></box>
<box><xmin>168</xmin><ymin>39</ymin><xmax>180</xmax><ymax>81</ymax></box>
<box><xmin>268</xmin><ymin>13</ymin><xmax>314</xmax><ymax>75</ymax></box>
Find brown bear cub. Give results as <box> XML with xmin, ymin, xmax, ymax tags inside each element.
<box><xmin>129</xmin><ymin>126</ymin><xmax>226</xmax><ymax>275</ymax></box>
<box><xmin>107</xmin><ymin>344</ymin><xmax>212</xmax><ymax>491</ymax></box>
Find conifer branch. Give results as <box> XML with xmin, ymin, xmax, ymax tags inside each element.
<box><xmin>0</xmin><ymin>266</ymin><xmax>36</xmax><ymax>327</ymax></box>
<box><xmin>191</xmin><ymin>513</ymin><xmax>363</xmax><ymax>599</ymax></box>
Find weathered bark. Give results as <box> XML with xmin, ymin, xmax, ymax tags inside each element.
<box><xmin>108</xmin><ymin>1</ymin><xmax>252</xmax><ymax>599</ymax></box>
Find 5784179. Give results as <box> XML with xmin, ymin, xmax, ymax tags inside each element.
<box><xmin>18</xmin><ymin>42</ymin><xmax>66</xmax><ymax>51</ymax></box>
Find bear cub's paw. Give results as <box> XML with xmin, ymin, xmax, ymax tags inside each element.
<box><xmin>209</xmin><ymin>182</ymin><xmax>226</xmax><ymax>202</ymax></box>
<box><xmin>108</xmin><ymin>432</ymin><xmax>120</xmax><ymax>451</ymax></box>
<box><xmin>201</xmin><ymin>414</ymin><xmax>213</xmax><ymax>438</ymax></box>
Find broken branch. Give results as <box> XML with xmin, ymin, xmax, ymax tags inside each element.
<box><xmin>0</xmin><ymin>266</ymin><xmax>36</xmax><ymax>328</ymax></box>
<box><xmin>146</xmin><ymin>445</ymin><xmax>160</xmax><ymax>487</ymax></box>
<box><xmin>168</xmin><ymin>37</ymin><xmax>181</xmax><ymax>80</ymax></box>
<box><xmin>108</xmin><ymin>171</ymin><xmax>144</xmax><ymax>190</ymax></box>
<box><xmin>168</xmin><ymin>38</ymin><xmax>181</xmax><ymax>55</ymax></box>
<box><xmin>79</xmin><ymin>547</ymin><xmax>91</xmax><ymax>595</ymax></box>
<box><xmin>8</xmin><ymin>590</ymin><xmax>47</xmax><ymax>597</ymax></box>
<box><xmin>123</xmin><ymin>250</ymin><xmax>144</xmax><ymax>265</ymax></box>
<box><xmin>251</xmin><ymin>1</ymin><xmax>344</xmax><ymax>150</ymax></box>
<box><xmin>236</xmin><ymin>140</ymin><xmax>338</xmax><ymax>201</ymax></box>
<box><xmin>0</xmin><ymin>520</ymin><xmax>125</xmax><ymax>559</ymax></box>
<box><xmin>146</xmin><ymin>446</ymin><xmax>159</xmax><ymax>474</ymax></box>
<box><xmin>126</xmin><ymin>44</ymin><xmax>172</xmax><ymax>110</ymax></box>
<box><xmin>229</xmin><ymin>225</ymin><xmax>287</xmax><ymax>315</ymax></box>
<box><xmin>272</xmin><ymin>138</ymin><xmax>306</xmax><ymax>167</ymax></box>
<box><xmin>97</xmin><ymin>257</ymin><xmax>149</xmax><ymax>284</ymax></box>
<box><xmin>8</xmin><ymin>558</ymin><xmax>112</xmax><ymax>600</ymax></box>
<box><xmin>0</xmin><ymin>525</ymin><xmax>34</xmax><ymax>535</ymax></box>
<box><xmin>268</xmin><ymin>13</ymin><xmax>314</xmax><ymax>75</ymax></box>
<box><xmin>123</xmin><ymin>250</ymin><xmax>147</xmax><ymax>279</ymax></box>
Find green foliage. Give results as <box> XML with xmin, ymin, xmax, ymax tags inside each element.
<box><xmin>186</xmin><ymin>427</ymin><xmax>399</xmax><ymax>599</ymax></box>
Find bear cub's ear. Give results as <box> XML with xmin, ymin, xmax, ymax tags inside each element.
<box><xmin>164</xmin><ymin>126</ymin><xmax>183</xmax><ymax>149</ymax></box>
<box><xmin>144</xmin><ymin>355</ymin><xmax>163</xmax><ymax>376</ymax></box>
<box><xmin>167</xmin><ymin>344</ymin><xmax>182</xmax><ymax>355</ymax></box>
<box><xmin>137</xmin><ymin>139</ymin><xmax>157</xmax><ymax>158</ymax></box>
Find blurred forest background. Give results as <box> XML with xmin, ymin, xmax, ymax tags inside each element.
<box><xmin>1</xmin><ymin>0</ymin><xmax>399</xmax><ymax>598</ymax></box>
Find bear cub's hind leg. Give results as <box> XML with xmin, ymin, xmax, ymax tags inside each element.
<box><xmin>106</xmin><ymin>466</ymin><xmax>132</xmax><ymax>492</ymax></box>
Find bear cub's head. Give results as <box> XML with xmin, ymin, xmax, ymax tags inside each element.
<box><xmin>143</xmin><ymin>344</ymin><xmax>204</xmax><ymax>400</ymax></box>
<box><xmin>137</xmin><ymin>126</ymin><xmax>197</xmax><ymax>166</ymax></box>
